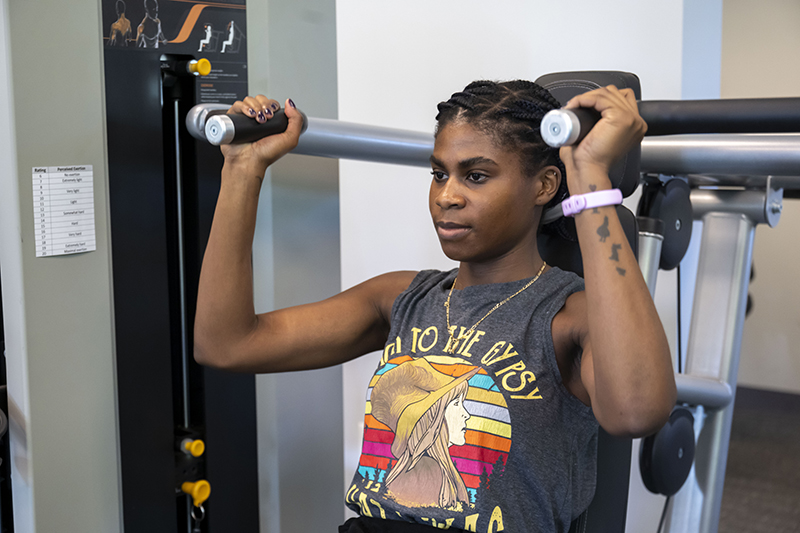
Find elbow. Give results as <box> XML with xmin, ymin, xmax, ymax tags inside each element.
<box><xmin>601</xmin><ymin>409</ymin><xmax>671</xmax><ymax>439</ymax></box>
<box><xmin>193</xmin><ymin>328</ymin><xmax>235</xmax><ymax>370</ymax></box>
<box><xmin>598</xmin><ymin>388</ymin><xmax>677</xmax><ymax>439</ymax></box>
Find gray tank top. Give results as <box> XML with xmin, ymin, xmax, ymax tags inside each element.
<box><xmin>346</xmin><ymin>267</ymin><xmax>598</xmax><ymax>533</ymax></box>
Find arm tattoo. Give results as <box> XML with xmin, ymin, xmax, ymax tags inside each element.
<box><xmin>609</xmin><ymin>243</ymin><xmax>621</xmax><ymax>261</ymax></box>
<box><xmin>597</xmin><ymin>216</ymin><xmax>610</xmax><ymax>242</ymax></box>
<box><xmin>616</xmin><ymin>267</ymin><xmax>626</xmax><ymax>276</ymax></box>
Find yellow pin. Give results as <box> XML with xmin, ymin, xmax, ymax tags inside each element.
<box><xmin>182</xmin><ymin>480</ymin><xmax>211</xmax><ymax>508</ymax></box>
<box><xmin>182</xmin><ymin>438</ymin><xmax>206</xmax><ymax>457</ymax></box>
<box><xmin>188</xmin><ymin>58</ymin><xmax>212</xmax><ymax>77</ymax></box>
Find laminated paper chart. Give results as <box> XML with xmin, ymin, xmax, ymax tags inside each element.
<box><xmin>32</xmin><ymin>166</ymin><xmax>96</xmax><ymax>257</ymax></box>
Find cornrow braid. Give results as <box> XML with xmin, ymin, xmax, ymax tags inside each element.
<box><xmin>435</xmin><ymin>80</ymin><xmax>572</xmax><ymax>240</ymax></box>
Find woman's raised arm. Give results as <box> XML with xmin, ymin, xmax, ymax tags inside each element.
<box><xmin>561</xmin><ymin>86</ymin><xmax>677</xmax><ymax>438</ymax></box>
<box><xmin>193</xmin><ymin>95</ymin><xmax>416</xmax><ymax>373</ymax></box>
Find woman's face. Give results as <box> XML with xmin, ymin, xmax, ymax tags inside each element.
<box><xmin>429</xmin><ymin>121</ymin><xmax>543</xmax><ymax>264</ymax></box>
<box><xmin>445</xmin><ymin>394</ymin><xmax>470</xmax><ymax>446</ymax></box>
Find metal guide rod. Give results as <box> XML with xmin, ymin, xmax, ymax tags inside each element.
<box><xmin>176</xmin><ymin>100</ymin><xmax>195</xmax><ymax>533</ymax></box>
<box><xmin>174</xmin><ymin>100</ymin><xmax>191</xmax><ymax>430</ymax></box>
<box><xmin>290</xmin><ymin>117</ymin><xmax>800</xmax><ymax>184</ymax></box>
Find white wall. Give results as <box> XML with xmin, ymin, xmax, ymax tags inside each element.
<box><xmin>722</xmin><ymin>0</ymin><xmax>800</xmax><ymax>394</ymax></box>
<box><xmin>336</xmin><ymin>0</ymin><xmax>689</xmax><ymax>526</ymax></box>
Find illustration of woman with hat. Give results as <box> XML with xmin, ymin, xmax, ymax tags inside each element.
<box><xmin>370</xmin><ymin>359</ymin><xmax>480</xmax><ymax>510</ymax></box>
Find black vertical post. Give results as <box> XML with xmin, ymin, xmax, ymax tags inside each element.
<box><xmin>105</xmin><ymin>49</ymin><xmax>259</xmax><ymax>532</ymax></box>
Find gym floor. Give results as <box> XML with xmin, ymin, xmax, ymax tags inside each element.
<box><xmin>719</xmin><ymin>386</ymin><xmax>800</xmax><ymax>532</ymax></box>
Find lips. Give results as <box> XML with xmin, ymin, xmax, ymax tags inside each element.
<box><xmin>436</xmin><ymin>221</ymin><xmax>471</xmax><ymax>240</ymax></box>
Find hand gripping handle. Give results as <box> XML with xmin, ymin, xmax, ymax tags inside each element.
<box><xmin>540</xmin><ymin>107</ymin><xmax>602</xmax><ymax>148</ymax></box>
<box><xmin>185</xmin><ymin>103</ymin><xmax>308</xmax><ymax>145</ymax></box>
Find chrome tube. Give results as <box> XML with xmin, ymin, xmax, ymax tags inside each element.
<box><xmin>640</xmin><ymin>134</ymin><xmax>800</xmax><ymax>180</ymax></box>
<box><xmin>294</xmin><ymin>117</ymin><xmax>434</xmax><ymax>167</ymax></box>
<box><xmin>674</xmin><ymin>374</ymin><xmax>733</xmax><ymax>410</ymax></box>
<box><xmin>666</xmin><ymin>212</ymin><xmax>755</xmax><ymax>533</ymax></box>
<box><xmin>637</xmin><ymin>231</ymin><xmax>663</xmax><ymax>297</ymax></box>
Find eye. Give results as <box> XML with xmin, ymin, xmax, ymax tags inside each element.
<box><xmin>431</xmin><ymin>170</ymin><xmax>447</xmax><ymax>182</ymax></box>
<box><xmin>466</xmin><ymin>172</ymin><xmax>489</xmax><ymax>183</ymax></box>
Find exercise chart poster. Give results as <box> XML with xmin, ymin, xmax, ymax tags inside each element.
<box><xmin>101</xmin><ymin>0</ymin><xmax>248</xmax><ymax>103</ymax></box>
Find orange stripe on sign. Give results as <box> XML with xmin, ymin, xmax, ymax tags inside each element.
<box><xmin>465</xmin><ymin>429</ymin><xmax>512</xmax><ymax>453</ymax></box>
<box><xmin>169</xmin><ymin>0</ymin><xmax>246</xmax><ymax>8</ymax></box>
<box><xmin>170</xmin><ymin>5</ymin><xmax>209</xmax><ymax>44</ymax></box>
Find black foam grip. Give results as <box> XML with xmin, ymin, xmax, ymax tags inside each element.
<box><xmin>570</xmin><ymin>107</ymin><xmax>603</xmax><ymax>145</ymax></box>
<box><xmin>640</xmin><ymin>97</ymin><xmax>800</xmax><ymax>135</ymax></box>
<box><xmin>226</xmin><ymin>109</ymin><xmax>291</xmax><ymax>143</ymax></box>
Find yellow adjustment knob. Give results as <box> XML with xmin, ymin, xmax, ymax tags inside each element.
<box><xmin>182</xmin><ymin>480</ymin><xmax>211</xmax><ymax>507</ymax></box>
<box><xmin>182</xmin><ymin>438</ymin><xmax>205</xmax><ymax>457</ymax></box>
<box><xmin>188</xmin><ymin>58</ymin><xmax>212</xmax><ymax>76</ymax></box>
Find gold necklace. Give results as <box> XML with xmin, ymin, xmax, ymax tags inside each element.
<box><xmin>443</xmin><ymin>262</ymin><xmax>547</xmax><ymax>354</ymax></box>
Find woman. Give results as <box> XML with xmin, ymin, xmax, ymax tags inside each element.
<box><xmin>194</xmin><ymin>81</ymin><xmax>676</xmax><ymax>532</ymax></box>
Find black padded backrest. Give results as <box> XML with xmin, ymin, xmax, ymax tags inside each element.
<box><xmin>535</xmin><ymin>71</ymin><xmax>642</xmax><ymax>198</ymax></box>
<box><xmin>568</xmin><ymin>430</ymin><xmax>632</xmax><ymax>533</ymax></box>
<box><xmin>538</xmin><ymin>205</ymin><xmax>638</xmax><ymax>278</ymax></box>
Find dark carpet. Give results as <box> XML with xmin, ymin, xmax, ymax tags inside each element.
<box><xmin>719</xmin><ymin>386</ymin><xmax>800</xmax><ymax>532</ymax></box>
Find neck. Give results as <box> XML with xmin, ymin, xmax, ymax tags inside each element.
<box><xmin>455</xmin><ymin>247</ymin><xmax>547</xmax><ymax>288</ymax></box>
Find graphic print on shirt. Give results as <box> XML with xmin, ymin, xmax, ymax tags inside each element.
<box><xmin>350</xmin><ymin>353</ymin><xmax>512</xmax><ymax>520</ymax></box>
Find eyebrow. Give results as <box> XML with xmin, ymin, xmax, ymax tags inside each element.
<box><xmin>429</xmin><ymin>155</ymin><xmax>499</xmax><ymax>169</ymax></box>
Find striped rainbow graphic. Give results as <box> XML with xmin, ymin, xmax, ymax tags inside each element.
<box><xmin>357</xmin><ymin>355</ymin><xmax>511</xmax><ymax>503</ymax></box>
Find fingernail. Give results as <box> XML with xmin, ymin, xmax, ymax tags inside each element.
<box><xmin>288</xmin><ymin>99</ymin><xmax>296</xmax><ymax>109</ymax></box>
<box><xmin>271</xmin><ymin>103</ymin><xmax>279</xmax><ymax>111</ymax></box>
<box><xmin>257</xmin><ymin>111</ymin><xmax>266</xmax><ymax>122</ymax></box>
<box><xmin>265</xmin><ymin>108</ymin><xmax>273</xmax><ymax>117</ymax></box>
<box><xmin>248</xmin><ymin>108</ymin><xmax>256</xmax><ymax>116</ymax></box>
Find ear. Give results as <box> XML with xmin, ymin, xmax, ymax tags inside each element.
<box><xmin>534</xmin><ymin>165</ymin><xmax>562</xmax><ymax>206</ymax></box>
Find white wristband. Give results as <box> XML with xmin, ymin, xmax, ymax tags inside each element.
<box><xmin>561</xmin><ymin>189</ymin><xmax>623</xmax><ymax>217</ymax></box>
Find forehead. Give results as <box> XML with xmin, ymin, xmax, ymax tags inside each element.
<box><xmin>433</xmin><ymin>121</ymin><xmax>521</xmax><ymax>169</ymax></box>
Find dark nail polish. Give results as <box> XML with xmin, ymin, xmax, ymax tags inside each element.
<box><xmin>248</xmin><ymin>108</ymin><xmax>256</xmax><ymax>116</ymax></box>
<box><xmin>288</xmin><ymin>99</ymin><xmax>296</xmax><ymax>109</ymax></box>
<box><xmin>257</xmin><ymin>111</ymin><xmax>266</xmax><ymax>122</ymax></box>
<box><xmin>271</xmin><ymin>103</ymin><xmax>279</xmax><ymax>111</ymax></box>
<box><xmin>265</xmin><ymin>108</ymin><xmax>273</xmax><ymax>117</ymax></box>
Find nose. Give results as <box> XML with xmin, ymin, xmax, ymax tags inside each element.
<box><xmin>434</xmin><ymin>177</ymin><xmax>466</xmax><ymax>209</ymax></box>
<box><xmin>461</xmin><ymin>404</ymin><xmax>470</xmax><ymax>420</ymax></box>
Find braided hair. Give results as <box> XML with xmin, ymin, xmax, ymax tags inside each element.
<box><xmin>435</xmin><ymin>80</ymin><xmax>571</xmax><ymax>239</ymax></box>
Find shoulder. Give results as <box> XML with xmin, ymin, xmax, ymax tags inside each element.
<box><xmin>551</xmin><ymin>289</ymin><xmax>590</xmax><ymax>404</ymax></box>
<box><xmin>354</xmin><ymin>270</ymin><xmax>419</xmax><ymax>323</ymax></box>
<box><xmin>552</xmin><ymin>290</ymin><xmax>588</xmax><ymax>351</ymax></box>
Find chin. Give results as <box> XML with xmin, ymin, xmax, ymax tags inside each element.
<box><xmin>439</xmin><ymin>242</ymin><xmax>482</xmax><ymax>264</ymax></box>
